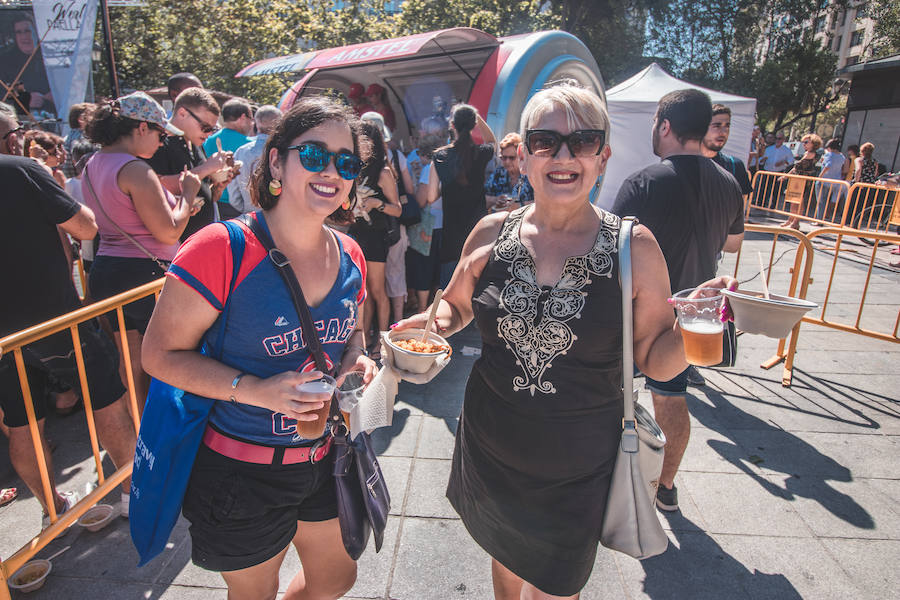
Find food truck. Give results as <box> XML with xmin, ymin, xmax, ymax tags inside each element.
<box><xmin>236</xmin><ymin>27</ymin><xmax>605</xmax><ymax>152</ymax></box>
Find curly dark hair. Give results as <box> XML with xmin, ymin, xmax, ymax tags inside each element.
<box><xmin>250</xmin><ymin>96</ymin><xmax>361</xmax><ymax>220</ymax></box>
<box><xmin>84</xmin><ymin>101</ymin><xmax>144</xmax><ymax>146</ymax></box>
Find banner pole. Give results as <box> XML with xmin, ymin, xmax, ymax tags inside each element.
<box><xmin>99</xmin><ymin>0</ymin><xmax>119</xmax><ymax>98</ymax></box>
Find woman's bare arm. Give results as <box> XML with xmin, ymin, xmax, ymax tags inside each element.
<box><xmin>377</xmin><ymin>167</ymin><xmax>402</xmax><ymax>217</ymax></box>
<box><xmin>120</xmin><ymin>162</ymin><xmax>199</xmax><ymax>245</ymax></box>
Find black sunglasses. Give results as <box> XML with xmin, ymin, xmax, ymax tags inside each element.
<box><xmin>2</xmin><ymin>124</ymin><xmax>24</xmax><ymax>140</ymax></box>
<box><xmin>288</xmin><ymin>142</ymin><xmax>363</xmax><ymax>181</ymax></box>
<box><xmin>183</xmin><ymin>106</ymin><xmax>219</xmax><ymax>134</ymax></box>
<box><xmin>525</xmin><ymin>129</ymin><xmax>606</xmax><ymax>158</ymax></box>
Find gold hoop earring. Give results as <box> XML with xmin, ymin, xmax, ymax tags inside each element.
<box><xmin>268</xmin><ymin>179</ymin><xmax>282</xmax><ymax>197</ymax></box>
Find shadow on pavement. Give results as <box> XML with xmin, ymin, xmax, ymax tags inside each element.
<box><xmin>690</xmin><ymin>386</ymin><xmax>875</xmax><ymax>529</ymax></box>
<box><xmin>641</xmin><ymin>513</ymin><xmax>802</xmax><ymax>599</ymax></box>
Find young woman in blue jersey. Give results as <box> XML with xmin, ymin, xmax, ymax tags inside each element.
<box><xmin>142</xmin><ymin>97</ymin><xmax>376</xmax><ymax>600</ymax></box>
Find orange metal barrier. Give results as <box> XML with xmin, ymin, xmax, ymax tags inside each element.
<box><xmin>0</xmin><ymin>278</ymin><xmax>164</xmax><ymax>599</ymax></box>
<box><xmin>803</xmin><ymin>227</ymin><xmax>900</xmax><ymax>343</ymax></box>
<box><xmin>747</xmin><ymin>170</ymin><xmax>852</xmax><ymax>227</ymax></box>
<box><xmin>843</xmin><ymin>181</ymin><xmax>900</xmax><ymax>235</ymax></box>
<box><xmin>730</xmin><ymin>224</ymin><xmax>815</xmax><ymax>386</ymax></box>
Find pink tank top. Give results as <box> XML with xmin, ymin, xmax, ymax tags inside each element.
<box><xmin>83</xmin><ymin>152</ymin><xmax>179</xmax><ymax>261</ymax></box>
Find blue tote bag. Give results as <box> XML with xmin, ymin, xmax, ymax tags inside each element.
<box><xmin>130</xmin><ymin>220</ymin><xmax>245</xmax><ymax>566</ymax></box>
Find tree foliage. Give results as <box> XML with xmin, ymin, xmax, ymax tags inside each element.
<box><xmin>868</xmin><ymin>0</ymin><xmax>900</xmax><ymax>57</ymax></box>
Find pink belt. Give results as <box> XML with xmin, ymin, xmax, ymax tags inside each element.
<box><xmin>202</xmin><ymin>426</ymin><xmax>332</xmax><ymax>465</ymax></box>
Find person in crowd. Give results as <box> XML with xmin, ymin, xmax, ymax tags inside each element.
<box><xmin>146</xmin><ymin>87</ymin><xmax>231</xmax><ymax>240</ymax></box>
<box><xmin>203</xmin><ymin>98</ymin><xmax>255</xmax><ymax>219</ymax></box>
<box><xmin>815</xmin><ymin>138</ymin><xmax>846</xmax><ymax>222</ymax></box>
<box><xmin>781</xmin><ymin>133</ymin><xmax>821</xmax><ymax>229</ymax></box>
<box><xmin>65</xmin><ymin>139</ymin><xmax>100</xmax><ymax>272</ymax></box>
<box><xmin>393</xmin><ymin>81</ymin><xmax>735</xmax><ymax>600</ymax></box>
<box><xmin>1</xmin><ymin>151</ymin><xmax>137</xmax><ymax>529</ymax></box>
<box><xmin>0</xmin><ymin>13</ymin><xmax>54</xmax><ymax>113</ymax></box>
<box><xmin>227</xmin><ymin>105</ymin><xmax>282</xmax><ymax>214</ymax></box>
<box><xmin>408</xmin><ymin>130</ymin><xmax>447</xmax><ymax>312</ymax></box>
<box><xmin>364</xmin><ymin>83</ymin><xmax>396</xmax><ymax>131</ymax></box>
<box><xmin>83</xmin><ymin>92</ymin><xmax>202</xmax><ymax>416</ymax></box>
<box><xmin>0</xmin><ymin>101</ymin><xmax>25</xmax><ymax>156</ymax></box>
<box><xmin>141</xmin><ymin>96</ymin><xmax>376</xmax><ymax>600</ymax></box>
<box><xmin>349</xmin><ymin>122</ymin><xmax>402</xmax><ymax>355</ymax></box>
<box><xmin>748</xmin><ymin>124</ymin><xmax>763</xmax><ymax>176</ymax></box>
<box><xmin>760</xmin><ymin>131</ymin><xmax>794</xmax><ymax>174</ymax></box>
<box><xmin>407</xmin><ymin>116</ymin><xmax>447</xmax><ymax>181</ymax></box>
<box><xmin>612</xmin><ymin>88</ymin><xmax>744</xmax><ymax>514</ymax></box>
<box><xmin>419</xmin><ymin>104</ymin><xmax>496</xmax><ymax>287</ymax></box>
<box><xmin>62</xmin><ymin>103</ymin><xmax>96</xmax><ymax>177</ymax></box>
<box><xmin>347</xmin><ymin>83</ymin><xmax>374</xmax><ymax>117</ymax></box>
<box><xmin>485</xmin><ymin>132</ymin><xmax>534</xmax><ymax>212</ymax></box>
<box><xmin>166</xmin><ymin>72</ymin><xmax>203</xmax><ymax>107</ymax></box>
<box><xmin>24</xmin><ymin>130</ymin><xmax>67</xmax><ymax>187</ymax></box>
<box><xmin>361</xmin><ymin>111</ymin><xmax>415</xmax><ymax>323</ymax></box>
<box><xmin>701</xmin><ymin>104</ymin><xmax>752</xmax><ymax>196</ymax></box>
<box><xmin>845</xmin><ymin>144</ymin><xmax>860</xmax><ymax>182</ymax></box>
<box><xmin>854</xmin><ymin>142</ymin><xmax>878</xmax><ymax>184</ymax></box>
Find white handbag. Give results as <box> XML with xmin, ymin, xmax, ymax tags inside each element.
<box><xmin>600</xmin><ymin>216</ymin><xmax>669</xmax><ymax>559</ymax></box>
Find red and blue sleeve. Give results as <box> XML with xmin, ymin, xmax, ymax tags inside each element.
<box><xmin>337</xmin><ymin>232</ymin><xmax>367</xmax><ymax>305</ymax></box>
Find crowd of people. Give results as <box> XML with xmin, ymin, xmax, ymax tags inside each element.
<box><xmin>1</xmin><ymin>69</ymin><xmax>897</xmax><ymax>600</ymax></box>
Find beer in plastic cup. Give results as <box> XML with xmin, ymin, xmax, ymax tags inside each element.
<box><xmin>295</xmin><ymin>375</ymin><xmax>335</xmax><ymax>438</ymax></box>
<box><xmin>671</xmin><ymin>288</ymin><xmax>724</xmax><ymax>367</ymax></box>
<box><xmin>337</xmin><ymin>372</ymin><xmax>365</xmax><ymax>428</ymax></box>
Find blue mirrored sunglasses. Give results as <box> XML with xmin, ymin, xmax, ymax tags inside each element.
<box><xmin>288</xmin><ymin>143</ymin><xmax>363</xmax><ymax>180</ymax></box>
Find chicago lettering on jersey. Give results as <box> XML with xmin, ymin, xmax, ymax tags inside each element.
<box><xmin>262</xmin><ymin>315</ymin><xmax>357</xmax><ymax>357</ymax></box>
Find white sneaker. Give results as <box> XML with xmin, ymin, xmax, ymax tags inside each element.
<box><xmin>120</xmin><ymin>492</ymin><xmax>129</xmax><ymax>519</ymax></box>
<box><xmin>41</xmin><ymin>490</ymin><xmax>79</xmax><ymax>530</ymax></box>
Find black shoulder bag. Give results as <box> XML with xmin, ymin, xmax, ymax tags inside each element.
<box><xmin>240</xmin><ymin>213</ymin><xmax>390</xmax><ymax>560</ymax></box>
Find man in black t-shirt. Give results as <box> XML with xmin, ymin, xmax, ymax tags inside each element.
<box><xmin>146</xmin><ymin>87</ymin><xmax>231</xmax><ymax>241</ymax></box>
<box><xmin>612</xmin><ymin>89</ymin><xmax>744</xmax><ymax>514</ymax></box>
<box><xmin>0</xmin><ymin>155</ymin><xmax>136</xmax><ymax>527</ymax></box>
<box><xmin>701</xmin><ymin>103</ymin><xmax>753</xmax><ymax>196</ymax></box>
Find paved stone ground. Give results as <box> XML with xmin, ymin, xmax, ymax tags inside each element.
<box><xmin>2</xmin><ymin>226</ymin><xmax>898</xmax><ymax>599</ymax></box>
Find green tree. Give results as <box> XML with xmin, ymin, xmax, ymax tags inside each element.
<box><xmin>868</xmin><ymin>0</ymin><xmax>900</xmax><ymax>57</ymax></box>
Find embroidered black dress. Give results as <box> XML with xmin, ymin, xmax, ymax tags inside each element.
<box><xmin>447</xmin><ymin>206</ymin><xmax>625</xmax><ymax>596</ymax></box>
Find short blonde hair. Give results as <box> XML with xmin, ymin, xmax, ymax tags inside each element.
<box><xmin>860</xmin><ymin>142</ymin><xmax>874</xmax><ymax>158</ymax></box>
<box><xmin>801</xmin><ymin>133</ymin><xmax>822</xmax><ymax>151</ymax></box>
<box><xmin>520</xmin><ymin>81</ymin><xmax>609</xmax><ymax>143</ymax></box>
<box><xmin>499</xmin><ymin>132</ymin><xmax>522</xmax><ymax>151</ymax></box>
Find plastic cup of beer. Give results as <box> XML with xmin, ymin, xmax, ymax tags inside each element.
<box><xmin>295</xmin><ymin>375</ymin><xmax>336</xmax><ymax>438</ymax></box>
<box><xmin>671</xmin><ymin>288</ymin><xmax>724</xmax><ymax>367</ymax></box>
<box><xmin>337</xmin><ymin>372</ymin><xmax>365</xmax><ymax>428</ymax></box>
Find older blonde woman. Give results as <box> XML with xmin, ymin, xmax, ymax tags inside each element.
<box><xmin>781</xmin><ymin>133</ymin><xmax>821</xmax><ymax>229</ymax></box>
<box><xmin>394</xmin><ymin>83</ymin><xmax>733</xmax><ymax>599</ymax></box>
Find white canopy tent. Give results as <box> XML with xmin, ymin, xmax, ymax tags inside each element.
<box><xmin>597</xmin><ymin>63</ymin><xmax>757</xmax><ymax>209</ymax></box>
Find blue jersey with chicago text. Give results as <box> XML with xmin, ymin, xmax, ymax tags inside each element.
<box><xmin>167</xmin><ymin>213</ymin><xmax>366</xmax><ymax>445</ymax></box>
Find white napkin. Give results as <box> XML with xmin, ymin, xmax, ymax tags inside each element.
<box><xmin>348</xmin><ymin>365</ymin><xmax>399</xmax><ymax>440</ymax></box>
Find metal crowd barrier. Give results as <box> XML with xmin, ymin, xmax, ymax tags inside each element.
<box><xmin>0</xmin><ymin>278</ymin><xmax>164</xmax><ymax>599</ymax></box>
<box><xmin>747</xmin><ymin>170</ymin><xmax>853</xmax><ymax>227</ymax></box>
<box><xmin>729</xmin><ymin>221</ymin><xmax>899</xmax><ymax>386</ymax></box>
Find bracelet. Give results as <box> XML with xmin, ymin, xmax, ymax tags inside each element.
<box><xmin>229</xmin><ymin>372</ymin><xmax>247</xmax><ymax>404</ymax></box>
<box><xmin>346</xmin><ymin>344</ymin><xmax>369</xmax><ymax>357</ymax></box>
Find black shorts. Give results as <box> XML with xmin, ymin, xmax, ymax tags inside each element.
<box><xmin>89</xmin><ymin>255</ymin><xmax>168</xmax><ymax>334</ymax></box>
<box><xmin>0</xmin><ymin>321</ymin><xmax>125</xmax><ymax>428</ymax></box>
<box><xmin>182</xmin><ymin>443</ymin><xmax>339</xmax><ymax>572</ymax></box>
<box><xmin>348</xmin><ymin>224</ymin><xmax>389</xmax><ymax>263</ymax></box>
<box><xmin>406</xmin><ymin>228</ymin><xmax>442</xmax><ymax>291</ymax></box>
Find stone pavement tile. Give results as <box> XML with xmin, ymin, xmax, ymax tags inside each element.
<box><xmin>657</xmin><ymin>474</ymin><xmax>709</xmax><ymax>533</ymax></box>
<box><xmin>13</xmin><ymin>578</ymin><xmax>222</xmax><ymax>599</ymax></box>
<box><xmin>377</xmin><ymin>456</ymin><xmax>412</xmax><ymax>517</ymax></box>
<box><xmin>389</xmin><ymin>517</ymin><xmax>493</xmax><ymax>599</ymax></box>
<box><xmin>578</xmin><ymin>545</ymin><xmax>627</xmax><ymax>599</ymax></box>
<box><xmin>818</xmin><ymin>539</ymin><xmax>900</xmax><ymax>599</ymax></box>
<box><xmin>794</xmin><ymin>329</ymin><xmax>898</xmax><ymax>352</ymax></box>
<box><xmin>416</xmin><ymin>416</ymin><xmax>458</xmax><ymax>460</ymax></box>
<box><xmin>788</xmin><ymin>349</ymin><xmax>896</xmax><ymax>375</ymax></box>
<box><xmin>277</xmin><ymin>517</ymin><xmax>401</xmax><ymax>598</ymax></box>
<box><xmin>863</xmin><ymin>477</ymin><xmax>900</xmax><ymax>516</ymax></box>
<box><xmin>404</xmin><ymin>458</ymin><xmax>455</xmax><ymax>519</ymax></box>
<box><xmin>369</xmin><ymin>412</ymin><xmax>420</xmax><ymax>457</ymax></box>
<box><xmin>775</xmin><ymin>475</ymin><xmax>897</xmax><ymax>539</ymax></box>
<box><xmin>713</xmin><ymin>534</ymin><xmax>861</xmax><ymax>599</ymax></box>
<box><xmin>678</xmin><ymin>472</ymin><xmax>812</xmax><ymax>537</ymax></box>
<box><xmin>614</xmin><ymin>530</ymin><xmax>757</xmax><ymax>600</ymax></box>
<box><xmin>728</xmin><ymin>429</ymin><xmax>900</xmax><ymax>479</ymax></box>
<box><xmin>678</xmin><ymin>425</ymin><xmax>754</xmax><ymax>475</ymax></box>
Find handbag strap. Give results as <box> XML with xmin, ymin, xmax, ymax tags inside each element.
<box><xmin>239</xmin><ymin>213</ymin><xmax>332</xmax><ymax>376</ymax></box>
<box><xmin>83</xmin><ymin>164</ymin><xmax>169</xmax><ymax>271</ymax></box>
<box><xmin>617</xmin><ymin>216</ymin><xmax>639</xmax><ymax>452</ymax></box>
